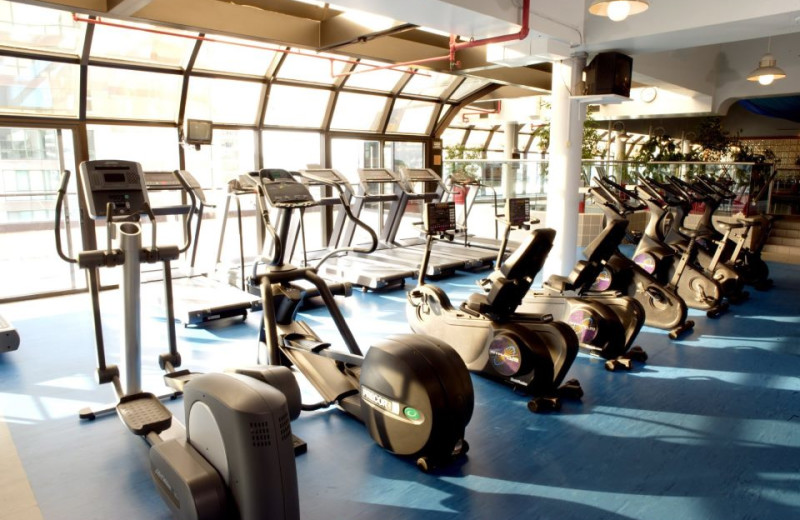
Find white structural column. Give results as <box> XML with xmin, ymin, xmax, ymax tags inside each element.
<box><xmin>502</xmin><ymin>121</ymin><xmax>517</xmax><ymax>198</ymax></box>
<box><xmin>543</xmin><ymin>54</ymin><xmax>586</xmax><ymax>280</ymax></box>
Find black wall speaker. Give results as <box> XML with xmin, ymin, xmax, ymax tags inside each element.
<box><xmin>584</xmin><ymin>52</ymin><xmax>633</xmax><ymax>97</ymax></box>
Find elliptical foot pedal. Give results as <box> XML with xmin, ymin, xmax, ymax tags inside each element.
<box><xmin>116</xmin><ymin>392</ymin><xmax>172</xmax><ymax>435</ymax></box>
<box><xmin>163</xmin><ymin>369</ymin><xmax>200</xmax><ymax>392</ymax></box>
<box><xmin>527</xmin><ymin>395</ymin><xmax>562</xmax><ymax>413</ymax></box>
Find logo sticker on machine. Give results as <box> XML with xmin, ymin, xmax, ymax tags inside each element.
<box><xmin>633</xmin><ymin>253</ymin><xmax>657</xmax><ymax>274</ymax></box>
<box><xmin>361</xmin><ymin>386</ymin><xmax>424</xmax><ymax>424</ymax></box>
<box><xmin>591</xmin><ymin>268</ymin><xmax>612</xmax><ymax>291</ymax></box>
<box><xmin>568</xmin><ymin>309</ymin><xmax>598</xmax><ymax>343</ymax></box>
<box><xmin>489</xmin><ymin>336</ymin><xmax>522</xmax><ymax>377</ymax></box>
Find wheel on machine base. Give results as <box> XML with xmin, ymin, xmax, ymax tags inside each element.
<box><xmin>527</xmin><ymin>395</ymin><xmax>562</xmax><ymax>413</ymax></box>
<box><xmin>668</xmin><ymin>320</ymin><xmax>694</xmax><ymax>340</ymax></box>
<box><xmin>559</xmin><ymin>378</ymin><xmax>584</xmax><ymax>399</ymax></box>
<box><xmin>627</xmin><ymin>346</ymin><xmax>648</xmax><ymax>362</ymax></box>
<box><xmin>416</xmin><ymin>439</ymin><xmax>469</xmax><ymax>473</ymax></box>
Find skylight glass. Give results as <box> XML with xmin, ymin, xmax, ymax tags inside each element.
<box><xmin>264</xmin><ymin>85</ymin><xmax>330</xmax><ymax>128</ymax></box>
<box><xmin>0</xmin><ymin>1</ymin><xmax>84</xmax><ymax>55</ymax></box>
<box><xmin>330</xmin><ymin>92</ymin><xmax>388</xmax><ymax>132</ymax></box>
<box><xmin>193</xmin><ymin>35</ymin><xmax>278</xmax><ymax>76</ymax></box>
<box><xmin>185</xmin><ymin>77</ymin><xmax>264</xmax><ymax>125</ymax></box>
<box><xmin>90</xmin><ymin>20</ymin><xmax>195</xmax><ymax>68</ymax></box>
<box><xmin>277</xmin><ymin>51</ymin><xmax>348</xmax><ymax>85</ymax></box>
<box><xmin>87</xmin><ymin>66</ymin><xmax>182</xmax><ymax>121</ymax></box>
<box><xmin>449</xmin><ymin>76</ymin><xmax>491</xmax><ymax>101</ymax></box>
<box><xmin>342</xmin><ymin>62</ymin><xmax>405</xmax><ymax>92</ymax></box>
<box><xmin>386</xmin><ymin>99</ymin><xmax>436</xmax><ymax>134</ymax></box>
<box><xmin>402</xmin><ymin>69</ymin><xmax>456</xmax><ymax>98</ymax></box>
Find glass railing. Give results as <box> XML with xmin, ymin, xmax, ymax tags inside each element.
<box><xmin>444</xmin><ymin>159</ymin><xmax>777</xmax><ymax>217</ymax></box>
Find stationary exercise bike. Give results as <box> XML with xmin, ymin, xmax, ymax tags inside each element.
<box><xmin>406</xmin><ymin>201</ymin><xmax>582</xmax><ymax>412</ymax></box>
<box><xmin>587</xmin><ymin>181</ymin><xmax>695</xmax><ymax>339</ymax></box>
<box><xmin>250</xmin><ymin>169</ymin><xmax>473</xmax><ymax>471</ymax></box>
<box><xmin>600</xmin><ymin>175</ymin><xmax>729</xmax><ymax>317</ymax></box>
<box><xmin>693</xmin><ymin>173</ymin><xmax>774</xmax><ymax>290</ymax></box>
<box><xmin>55</xmin><ymin>160</ymin><xmax>300</xmax><ymax>520</ymax></box>
<box><xmin>489</xmin><ymin>198</ymin><xmax>648</xmax><ymax>370</ymax></box>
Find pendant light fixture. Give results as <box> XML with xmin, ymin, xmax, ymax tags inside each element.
<box><xmin>588</xmin><ymin>0</ymin><xmax>650</xmax><ymax>22</ymax></box>
<box><xmin>747</xmin><ymin>38</ymin><xmax>786</xmax><ymax>86</ymax></box>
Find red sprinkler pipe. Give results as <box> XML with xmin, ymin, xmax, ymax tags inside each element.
<box><xmin>451</xmin><ymin>0</ymin><xmax>530</xmax><ymax>53</ymax></box>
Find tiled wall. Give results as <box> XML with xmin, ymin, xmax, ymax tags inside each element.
<box><xmin>739</xmin><ymin>137</ymin><xmax>800</xmax><ymax>168</ymax></box>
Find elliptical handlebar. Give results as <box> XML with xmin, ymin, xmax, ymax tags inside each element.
<box><xmin>170</xmin><ymin>169</ymin><xmax>198</xmax><ymax>255</ymax></box>
<box><xmin>598</xmin><ymin>176</ymin><xmax>648</xmax><ymax>212</ymax></box>
<box><xmin>296</xmin><ymin>170</ymin><xmax>380</xmax><ymax>269</ymax></box>
<box><xmin>252</xmin><ymin>183</ymin><xmax>284</xmax><ymax>271</ymax></box>
<box><xmin>54</xmin><ymin>170</ymin><xmax>77</xmax><ymax>265</ymax></box>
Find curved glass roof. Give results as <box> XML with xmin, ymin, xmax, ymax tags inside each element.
<box><xmin>0</xmin><ymin>0</ymin><xmax>496</xmax><ymax>141</ymax></box>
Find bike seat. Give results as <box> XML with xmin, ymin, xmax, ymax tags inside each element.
<box><xmin>679</xmin><ymin>226</ymin><xmax>711</xmax><ymax>239</ymax></box>
<box><xmin>716</xmin><ymin>220</ymin><xmax>745</xmax><ymax>231</ymax></box>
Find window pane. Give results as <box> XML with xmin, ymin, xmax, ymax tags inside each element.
<box><xmin>386</xmin><ymin>99</ymin><xmax>435</xmax><ymax>134</ymax></box>
<box><xmin>464</xmin><ymin>129</ymin><xmax>489</xmax><ymax>149</ymax></box>
<box><xmin>330</xmin><ymin>92</ymin><xmax>387</xmax><ymax>132</ymax></box>
<box><xmin>90</xmin><ymin>21</ymin><xmax>195</xmax><ymax>67</ymax></box>
<box><xmin>87</xmin><ymin>125</ymin><xmax>179</xmax><ymax>171</ymax></box>
<box><xmin>185</xmin><ymin>77</ymin><xmax>263</xmax><ymax>125</ymax></box>
<box><xmin>87</xmin><ymin>67</ymin><xmax>182</xmax><ymax>121</ymax></box>
<box><xmin>384</xmin><ymin>141</ymin><xmax>424</xmax><ymax>172</ymax></box>
<box><xmin>264</xmin><ymin>85</ymin><xmax>330</xmax><ymax>128</ymax></box>
<box><xmin>488</xmin><ymin>129</ymin><xmax>505</xmax><ymax>151</ymax></box>
<box><xmin>0</xmin><ymin>126</ymin><xmax>83</xmax><ymax>299</ymax></box>
<box><xmin>193</xmin><ymin>36</ymin><xmax>277</xmax><ymax>76</ymax></box>
<box><xmin>449</xmin><ymin>77</ymin><xmax>491</xmax><ymax>101</ymax></box>
<box><xmin>441</xmin><ymin>128</ymin><xmax>465</xmax><ymax>148</ymax></box>
<box><xmin>185</xmin><ymin>129</ymin><xmax>255</xmax><ymax>188</ymax></box>
<box><xmin>343</xmin><ymin>62</ymin><xmax>405</xmax><ymax>92</ymax></box>
<box><xmin>0</xmin><ymin>57</ymin><xmax>79</xmax><ymax>117</ymax></box>
<box><xmin>331</xmin><ymin>138</ymin><xmax>380</xmax><ymax>184</ymax></box>
<box><xmin>402</xmin><ymin>70</ymin><xmax>456</xmax><ymax>98</ymax></box>
<box><xmin>276</xmin><ymin>51</ymin><xmax>348</xmax><ymax>85</ymax></box>
<box><xmin>0</xmin><ymin>1</ymin><xmax>84</xmax><ymax>54</ymax></box>
<box><xmin>262</xmin><ymin>130</ymin><xmax>320</xmax><ymax>171</ymax></box>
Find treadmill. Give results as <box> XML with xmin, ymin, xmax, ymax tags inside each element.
<box><xmin>0</xmin><ymin>314</ymin><xmax>20</xmax><ymax>352</ymax></box>
<box><xmin>143</xmin><ymin>170</ymin><xmax>260</xmax><ymax>326</ymax></box>
<box><xmin>337</xmin><ymin>168</ymin><xmax>466</xmax><ymax>278</ymax></box>
<box><xmin>293</xmin><ymin>168</ymin><xmax>412</xmax><ymax>291</ymax></box>
<box><xmin>389</xmin><ymin>168</ymin><xmax>497</xmax><ymax>269</ymax></box>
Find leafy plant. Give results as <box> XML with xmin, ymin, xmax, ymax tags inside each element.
<box><xmin>444</xmin><ymin>144</ymin><xmax>483</xmax><ymax>182</ymax></box>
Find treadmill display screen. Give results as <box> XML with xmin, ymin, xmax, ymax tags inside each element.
<box><xmin>103</xmin><ymin>172</ymin><xmax>126</xmax><ymax>183</ymax></box>
<box><xmin>405</xmin><ymin>168</ymin><xmax>437</xmax><ymax>181</ymax></box>
<box><xmin>424</xmin><ymin>202</ymin><xmax>455</xmax><ymax>233</ymax></box>
<box><xmin>506</xmin><ymin>198</ymin><xmax>530</xmax><ymax>226</ymax></box>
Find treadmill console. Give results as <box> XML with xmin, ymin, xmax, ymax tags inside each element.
<box><xmin>357</xmin><ymin>168</ymin><xmax>399</xmax><ymax>183</ymax></box>
<box><xmin>145</xmin><ymin>170</ymin><xmax>206</xmax><ymax>205</ymax></box>
<box><xmin>299</xmin><ymin>169</ymin><xmax>347</xmax><ymax>185</ymax></box>
<box><xmin>403</xmin><ymin>168</ymin><xmax>441</xmax><ymax>183</ymax></box>
<box><xmin>423</xmin><ymin>202</ymin><xmax>456</xmax><ymax>233</ymax></box>
<box><xmin>256</xmin><ymin>169</ymin><xmax>316</xmax><ymax>207</ymax></box>
<box><xmin>505</xmin><ymin>198</ymin><xmax>531</xmax><ymax>226</ymax></box>
<box><xmin>79</xmin><ymin>160</ymin><xmax>149</xmax><ymax>219</ymax></box>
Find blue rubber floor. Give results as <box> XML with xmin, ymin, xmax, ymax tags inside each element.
<box><xmin>1</xmin><ymin>262</ymin><xmax>799</xmax><ymax>520</ymax></box>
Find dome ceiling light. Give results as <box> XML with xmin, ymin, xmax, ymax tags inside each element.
<box><xmin>588</xmin><ymin>0</ymin><xmax>650</xmax><ymax>22</ymax></box>
<box><xmin>747</xmin><ymin>39</ymin><xmax>786</xmax><ymax>86</ymax></box>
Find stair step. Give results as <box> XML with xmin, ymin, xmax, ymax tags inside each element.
<box><xmin>770</xmin><ymin>228</ymin><xmax>800</xmax><ymax>239</ymax></box>
<box><xmin>766</xmin><ymin>236</ymin><xmax>800</xmax><ymax>247</ymax></box>
<box><xmin>772</xmin><ymin>218</ymin><xmax>800</xmax><ymax>231</ymax></box>
<box><xmin>762</xmin><ymin>243</ymin><xmax>800</xmax><ymax>255</ymax></box>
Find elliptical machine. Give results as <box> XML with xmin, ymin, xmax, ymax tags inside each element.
<box><xmin>600</xmin><ymin>175</ymin><xmax>729</xmax><ymax>317</ymax></box>
<box><xmin>587</xmin><ymin>181</ymin><xmax>695</xmax><ymax>339</ymax></box>
<box><xmin>54</xmin><ymin>160</ymin><xmax>300</xmax><ymax>520</ymax></box>
<box><xmin>406</xmin><ymin>201</ymin><xmax>582</xmax><ymax>412</ymax></box>
<box><xmin>250</xmin><ymin>169</ymin><xmax>473</xmax><ymax>471</ymax></box>
<box><xmin>489</xmin><ymin>198</ymin><xmax>648</xmax><ymax>370</ymax></box>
